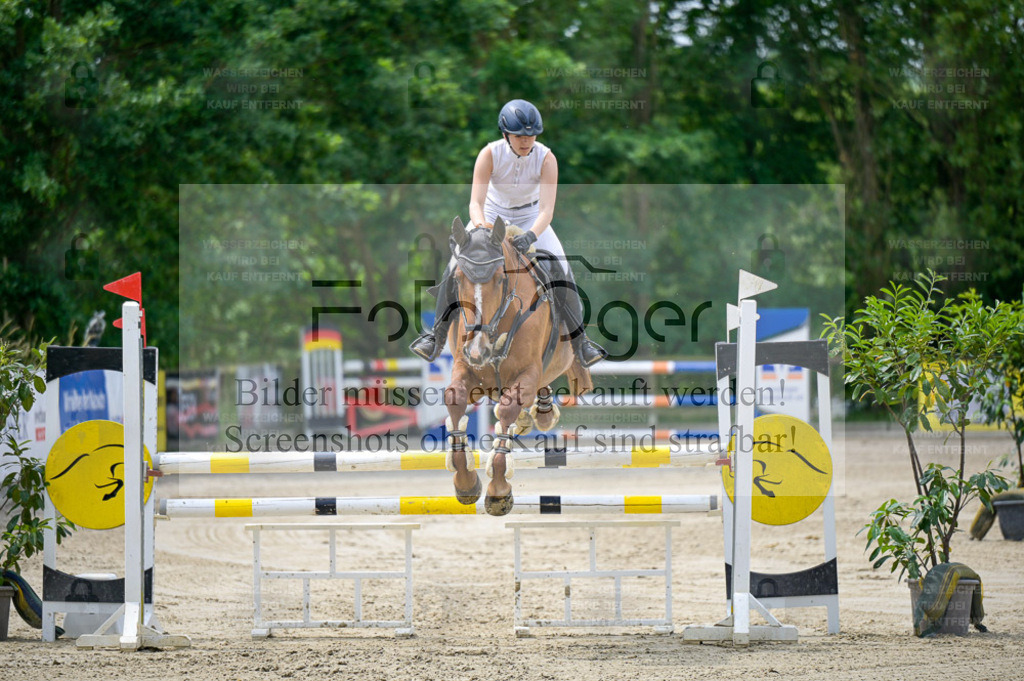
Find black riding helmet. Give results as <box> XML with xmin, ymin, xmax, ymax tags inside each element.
<box><xmin>498</xmin><ymin>99</ymin><xmax>543</xmax><ymax>136</ymax></box>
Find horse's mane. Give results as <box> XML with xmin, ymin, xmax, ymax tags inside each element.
<box><xmin>497</xmin><ymin>223</ymin><xmax>535</xmax><ymax>259</ymax></box>
<box><xmin>503</xmin><ymin>224</ymin><xmax>527</xmax><ymax>239</ymax></box>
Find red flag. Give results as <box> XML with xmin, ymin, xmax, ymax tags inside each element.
<box><xmin>103</xmin><ymin>272</ymin><xmax>142</xmax><ymax>303</ymax></box>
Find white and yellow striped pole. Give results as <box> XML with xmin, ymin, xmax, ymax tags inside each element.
<box><xmin>154</xmin><ymin>445</ymin><xmax>718</xmax><ymax>475</ymax></box>
<box><xmin>555</xmin><ymin>394</ymin><xmax>718</xmax><ymax>408</ymax></box>
<box><xmin>159</xmin><ymin>494</ymin><xmax>719</xmax><ymax>518</ymax></box>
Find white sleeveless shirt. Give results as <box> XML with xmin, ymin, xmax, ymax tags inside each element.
<box><xmin>486</xmin><ymin>139</ymin><xmax>550</xmax><ymax>209</ymax></box>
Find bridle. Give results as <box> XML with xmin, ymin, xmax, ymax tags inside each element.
<box><xmin>455</xmin><ymin>228</ymin><xmax>547</xmax><ymax>388</ymax></box>
<box><xmin>457</xmin><ymin>232</ymin><xmax>522</xmax><ymax>353</ymax></box>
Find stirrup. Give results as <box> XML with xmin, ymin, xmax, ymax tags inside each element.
<box><xmin>577</xmin><ymin>339</ymin><xmax>607</xmax><ymax>368</ymax></box>
<box><xmin>410</xmin><ymin>332</ymin><xmax>442</xmax><ymax>361</ymax></box>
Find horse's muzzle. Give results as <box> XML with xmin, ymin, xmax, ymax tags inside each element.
<box><xmin>463</xmin><ymin>333</ymin><xmax>493</xmax><ymax>369</ymax></box>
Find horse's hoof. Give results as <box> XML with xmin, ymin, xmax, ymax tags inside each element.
<box><xmin>485</xmin><ymin>492</ymin><xmax>514</xmax><ymax>516</ymax></box>
<box><xmin>455</xmin><ymin>473</ymin><xmax>482</xmax><ymax>505</ymax></box>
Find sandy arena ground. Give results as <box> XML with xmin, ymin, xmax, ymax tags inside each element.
<box><xmin>2</xmin><ymin>426</ymin><xmax>1023</xmax><ymax>680</ymax></box>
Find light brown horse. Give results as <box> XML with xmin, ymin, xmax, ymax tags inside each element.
<box><xmin>442</xmin><ymin>216</ymin><xmax>592</xmax><ymax>515</ymax></box>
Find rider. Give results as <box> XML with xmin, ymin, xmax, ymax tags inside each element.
<box><xmin>410</xmin><ymin>99</ymin><xmax>608</xmax><ymax>368</ymax></box>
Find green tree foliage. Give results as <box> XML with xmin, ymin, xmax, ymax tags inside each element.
<box><xmin>1</xmin><ymin>1</ymin><xmax>1021</xmax><ymax>367</ymax></box>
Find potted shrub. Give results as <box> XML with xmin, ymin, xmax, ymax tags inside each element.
<box><xmin>863</xmin><ymin>464</ymin><xmax>1006</xmax><ymax>634</ymax></box>
<box><xmin>823</xmin><ymin>271</ymin><xmax>1018</xmax><ymax>634</ymax></box>
<box><xmin>975</xmin><ymin>303</ymin><xmax>1024</xmax><ymax>539</ymax></box>
<box><xmin>0</xmin><ymin>327</ymin><xmax>74</xmax><ymax>640</ymax></box>
<box><xmin>863</xmin><ymin>464</ymin><xmax>1006</xmax><ymax>581</ymax></box>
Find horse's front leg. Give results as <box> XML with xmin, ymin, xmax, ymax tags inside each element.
<box><xmin>445</xmin><ymin>364</ymin><xmax>481</xmax><ymax>504</ymax></box>
<box><xmin>529</xmin><ymin>386</ymin><xmax>561</xmax><ymax>432</ymax></box>
<box><xmin>485</xmin><ymin>368</ymin><xmax>540</xmax><ymax>516</ymax></box>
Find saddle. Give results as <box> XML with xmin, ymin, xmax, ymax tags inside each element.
<box><xmin>526</xmin><ymin>247</ymin><xmax>562</xmax><ymax>368</ymax></box>
<box><xmin>520</xmin><ymin>246</ymin><xmax>593</xmax><ymax>394</ymax></box>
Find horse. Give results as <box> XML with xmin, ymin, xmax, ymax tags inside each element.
<box><xmin>442</xmin><ymin>216</ymin><xmax>592</xmax><ymax>516</ymax></box>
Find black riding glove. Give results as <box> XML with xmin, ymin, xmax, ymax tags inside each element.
<box><xmin>511</xmin><ymin>230</ymin><xmax>537</xmax><ymax>254</ymax></box>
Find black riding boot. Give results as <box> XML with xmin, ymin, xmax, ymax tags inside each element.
<box><xmin>410</xmin><ymin>267</ymin><xmax>457</xmax><ymax>361</ymax></box>
<box><xmin>554</xmin><ymin>269</ymin><xmax>608</xmax><ymax>367</ymax></box>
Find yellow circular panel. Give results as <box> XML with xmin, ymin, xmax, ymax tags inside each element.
<box><xmin>45</xmin><ymin>420</ymin><xmax>154</xmax><ymax>530</ymax></box>
<box><xmin>722</xmin><ymin>414</ymin><xmax>832</xmax><ymax>526</ymax></box>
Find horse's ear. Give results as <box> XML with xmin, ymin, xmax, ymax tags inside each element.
<box><xmin>452</xmin><ymin>216</ymin><xmax>467</xmax><ymax>247</ymax></box>
<box><xmin>491</xmin><ymin>216</ymin><xmax>506</xmax><ymax>245</ymax></box>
